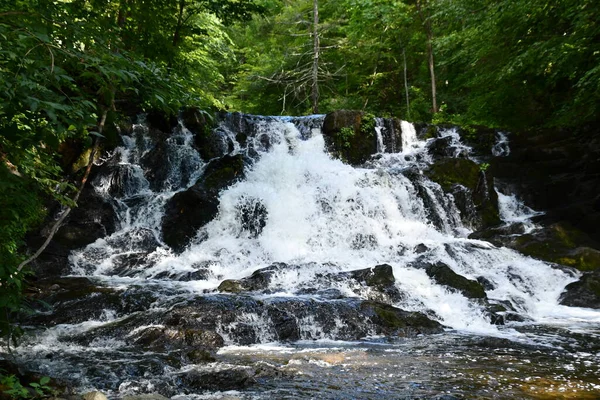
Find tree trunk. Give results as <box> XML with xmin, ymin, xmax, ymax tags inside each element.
<box><xmin>173</xmin><ymin>0</ymin><xmax>186</xmax><ymax>48</ymax></box>
<box><xmin>311</xmin><ymin>0</ymin><xmax>319</xmax><ymax>114</ymax></box>
<box><xmin>403</xmin><ymin>48</ymin><xmax>411</xmax><ymax>119</ymax></box>
<box><xmin>416</xmin><ymin>0</ymin><xmax>438</xmax><ymax>113</ymax></box>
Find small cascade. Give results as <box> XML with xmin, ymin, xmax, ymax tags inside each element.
<box><xmin>400</xmin><ymin>120</ymin><xmax>418</xmax><ymax>152</ymax></box>
<box><xmin>492</xmin><ymin>131</ymin><xmax>511</xmax><ymax>156</ymax></box>
<box><xmin>497</xmin><ymin>190</ymin><xmax>543</xmax><ymax>233</ymax></box>
<box><xmin>374</xmin><ymin>118</ymin><xmax>386</xmax><ymax>153</ymax></box>
<box><xmin>70</xmin><ymin>114</ymin><xmax>581</xmax><ymax>333</ymax></box>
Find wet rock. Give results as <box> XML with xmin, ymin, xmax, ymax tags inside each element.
<box><xmin>350</xmin><ymin>264</ymin><xmax>396</xmax><ymax>288</ymax></box>
<box><xmin>131</xmin><ymin>326</ymin><xmax>224</xmax><ymax>352</ymax></box>
<box><xmin>360</xmin><ymin>301</ymin><xmax>444</xmax><ymax>336</ymax></box>
<box><xmin>427</xmin><ymin>136</ymin><xmax>466</xmax><ymax>160</ymax></box>
<box><xmin>162</xmin><ymin>154</ymin><xmax>247</xmax><ymax>251</ymax></box>
<box><xmin>21</xmin><ymin>278</ymin><xmax>160</xmax><ymax>326</ymax></box>
<box><xmin>559</xmin><ymin>269</ymin><xmax>600</xmax><ymax>309</ymax></box>
<box><xmin>423</xmin><ymin>262</ymin><xmax>487</xmax><ymax>299</ymax></box>
<box><xmin>322</xmin><ymin>110</ymin><xmax>377</xmax><ymax>165</ymax></box>
<box><xmin>238</xmin><ymin>196</ymin><xmax>268</xmax><ymax>237</ymax></box>
<box><xmin>82</xmin><ymin>392</ymin><xmax>108</xmax><ymax>400</ymax></box>
<box><xmin>474</xmin><ymin>222</ymin><xmax>600</xmax><ymax>271</ymax></box>
<box><xmin>74</xmin><ymin>294</ymin><xmax>444</xmax><ymax>349</ymax></box>
<box><xmin>414</xmin><ymin>244</ymin><xmax>429</xmax><ymax>254</ymax></box>
<box><xmin>218</xmin><ymin>263</ymin><xmax>288</xmax><ymax>293</ymax></box>
<box><xmin>122</xmin><ymin>395</ymin><xmax>170</xmax><ymax>400</ymax></box>
<box><xmin>177</xmin><ymin>367</ymin><xmax>255</xmax><ymax>392</ymax></box>
<box><xmin>146</xmin><ymin>110</ymin><xmax>178</xmax><ymax>134</ymax></box>
<box><xmin>426</xmin><ymin>158</ymin><xmax>500</xmax><ymax>229</ymax></box>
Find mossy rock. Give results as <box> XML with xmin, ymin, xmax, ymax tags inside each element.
<box><xmin>426</xmin><ymin>158</ymin><xmax>480</xmax><ymax>191</ymax></box>
<box><xmin>361</xmin><ymin>301</ymin><xmax>444</xmax><ymax>335</ymax></box>
<box><xmin>424</xmin><ymin>262</ymin><xmax>487</xmax><ymax>299</ymax></box>
<box><xmin>322</xmin><ymin>110</ymin><xmax>377</xmax><ymax>165</ymax></box>
<box><xmin>560</xmin><ymin>269</ymin><xmax>600</xmax><ymax>309</ymax></box>
<box><xmin>425</xmin><ymin>158</ymin><xmax>500</xmax><ymax>228</ymax></box>
<box><xmin>218</xmin><ymin>279</ymin><xmax>244</xmax><ymax>293</ymax></box>
<box><xmin>511</xmin><ymin>222</ymin><xmax>600</xmax><ymax>271</ymax></box>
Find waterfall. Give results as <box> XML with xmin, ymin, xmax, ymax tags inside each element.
<box><xmin>12</xmin><ymin>112</ymin><xmax>600</xmax><ymax>399</ymax></box>
<box><xmin>67</xmin><ymin>114</ymin><xmax>585</xmax><ymax>334</ymax></box>
<box><xmin>492</xmin><ymin>131</ymin><xmax>511</xmax><ymax>156</ymax></box>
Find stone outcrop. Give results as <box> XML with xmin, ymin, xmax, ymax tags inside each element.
<box><xmin>322</xmin><ymin>110</ymin><xmax>377</xmax><ymax>165</ymax></box>
<box><xmin>489</xmin><ymin>124</ymin><xmax>600</xmax><ymax>245</ymax></box>
<box><xmin>560</xmin><ymin>269</ymin><xmax>600</xmax><ymax>309</ymax></box>
<box><xmin>161</xmin><ymin>154</ymin><xmax>247</xmax><ymax>251</ymax></box>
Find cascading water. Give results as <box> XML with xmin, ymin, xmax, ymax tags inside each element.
<box><xmin>9</xmin><ymin>114</ymin><xmax>600</xmax><ymax>398</ymax></box>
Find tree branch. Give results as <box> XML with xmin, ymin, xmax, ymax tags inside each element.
<box><xmin>17</xmin><ymin>109</ymin><xmax>109</xmax><ymax>273</ymax></box>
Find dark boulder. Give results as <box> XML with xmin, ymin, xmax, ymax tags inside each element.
<box><xmin>360</xmin><ymin>301</ymin><xmax>444</xmax><ymax>336</ymax></box>
<box><xmin>131</xmin><ymin>326</ymin><xmax>224</xmax><ymax>353</ymax></box>
<box><xmin>423</xmin><ymin>262</ymin><xmax>487</xmax><ymax>299</ymax></box>
<box><xmin>322</xmin><ymin>110</ymin><xmax>377</xmax><ymax>165</ymax></box>
<box><xmin>350</xmin><ymin>264</ymin><xmax>395</xmax><ymax>288</ymax></box>
<box><xmin>426</xmin><ymin>136</ymin><xmax>469</xmax><ymax>160</ymax></box>
<box><xmin>559</xmin><ymin>269</ymin><xmax>600</xmax><ymax>309</ymax></box>
<box><xmin>161</xmin><ymin>154</ymin><xmax>247</xmax><ymax>251</ymax></box>
<box><xmin>54</xmin><ymin>188</ymin><xmax>119</xmax><ymax>250</ymax></box>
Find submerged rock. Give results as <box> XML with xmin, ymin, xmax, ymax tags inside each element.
<box><xmin>162</xmin><ymin>154</ymin><xmax>247</xmax><ymax>251</ymax></box>
<box><xmin>177</xmin><ymin>367</ymin><xmax>255</xmax><ymax>392</ymax></box>
<box><xmin>218</xmin><ymin>263</ymin><xmax>287</xmax><ymax>293</ymax></box>
<box><xmin>560</xmin><ymin>270</ymin><xmax>600</xmax><ymax>309</ymax></box>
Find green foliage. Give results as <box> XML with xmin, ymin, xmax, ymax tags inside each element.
<box><xmin>0</xmin><ymin>374</ymin><xmax>55</xmax><ymax>399</ymax></box>
<box><xmin>339</xmin><ymin>126</ymin><xmax>355</xmax><ymax>148</ymax></box>
<box><xmin>360</xmin><ymin>113</ymin><xmax>376</xmax><ymax>136</ymax></box>
<box><xmin>0</xmin><ymin>0</ymin><xmax>265</xmax><ymax>341</ymax></box>
<box><xmin>434</xmin><ymin>0</ymin><xmax>600</xmax><ymax>129</ymax></box>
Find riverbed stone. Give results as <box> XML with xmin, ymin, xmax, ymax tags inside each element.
<box><xmin>177</xmin><ymin>367</ymin><xmax>255</xmax><ymax>391</ymax></box>
<box><xmin>122</xmin><ymin>395</ymin><xmax>170</xmax><ymax>400</ymax></box>
<box><xmin>82</xmin><ymin>392</ymin><xmax>108</xmax><ymax>400</ymax></box>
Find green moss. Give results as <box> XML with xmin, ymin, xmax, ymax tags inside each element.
<box><xmin>422</xmin><ymin>125</ymin><xmax>438</xmax><ymax>140</ymax></box>
<box><xmin>218</xmin><ymin>279</ymin><xmax>243</xmax><ymax>293</ymax></box>
<box><xmin>360</xmin><ymin>113</ymin><xmax>376</xmax><ymax>136</ymax></box>
<box><xmin>426</xmin><ymin>158</ymin><xmax>480</xmax><ymax>192</ymax></box>
<box><xmin>373</xmin><ymin>305</ymin><xmax>408</xmax><ymax>329</ymax></box>
<box><xmin>513</xmin><ymin>223</ymin><xmax>600</xmax><ymax>271</ymax></box>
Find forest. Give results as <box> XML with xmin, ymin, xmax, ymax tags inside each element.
<box><xmin>1</xmin><ymin>0</ymin><xmax>600</xmax><ymax>396</ymax></box>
